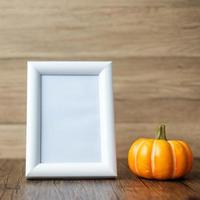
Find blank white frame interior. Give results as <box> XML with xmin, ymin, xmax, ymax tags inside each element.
<box><xmin>26</xmin><ymin>61</ymin><xmax>117</xmax><ymax>178</ymax></box>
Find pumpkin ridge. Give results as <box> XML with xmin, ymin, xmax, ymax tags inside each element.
<box><xmin>168</xmin><ymin>141</ymin><xmax>176</xmax><ymax>179</ymax></box>
<box><xmin>148</xmin><ymin>140</ymin><xmax>154</xmax><ymax>178</ymax></box>
<box><xmin>177</xmin><ymin>141</ymin><xmax>191</xmax><ymax>174</ymax></box>
<box><xmin>151</xmin><ymin>140</ymin><xmax>156</xmax><ymax>177</ymax></box>
<box><xmin>134</xmin><ymin>140</ymin><xmax>146</xmax><ymax>175</ymax></box>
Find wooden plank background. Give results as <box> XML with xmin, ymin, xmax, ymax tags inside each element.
<box><xmin>0</xmin><ymin>0</ymin><xmax>200</xmax><ymax>158</ymax></box>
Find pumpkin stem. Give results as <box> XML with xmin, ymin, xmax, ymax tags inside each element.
<box><xmin>155</xmin><ymin>124</ymin><xmax>167</xmax><ymax>140</ymax></box>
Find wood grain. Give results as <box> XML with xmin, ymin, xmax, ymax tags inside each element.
<box><xmin>1</xmin><ymin>57</ymin><xmax>200</xmax><ymax>124</ymax></box>
<box><xmin>0</xmin><ymin>57</ymin><xmax>200</xmax><ymax>159</ymax></box>
<box><xmin>0</xmin><ymin>159</ymin><xmax>199</xmax><ymax>200</ymax></box>
<box><xmin>1</xmin><ymin>123</ymin><xmax>199</xmax><ymax>159</ymax></box>
<box><xmin>0</xmin><ymin>125</ymin><xmax>25</xmax><ymax>158</ymax></box>
<box><xmin>0</xmin><ymin>0</ymin><xmax>200</xmax><ymax>58</ymax></box>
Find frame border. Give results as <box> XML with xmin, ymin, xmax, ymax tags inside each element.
<box><xmin>26</xmin><ymin>61</ymin><xmax>117</xmax><ymax>178</ymax></box>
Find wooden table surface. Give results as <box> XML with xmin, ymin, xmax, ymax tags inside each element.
<box><xmin>0</xmin><ymin>158</ymin><xmax>199</xmax><ymax>200</ymax></box>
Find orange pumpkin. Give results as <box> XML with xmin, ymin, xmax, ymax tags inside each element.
<box><xmin>128</xmin><ymin>124</ymin><xmax>193</xmax><ymax>180</ymax></box>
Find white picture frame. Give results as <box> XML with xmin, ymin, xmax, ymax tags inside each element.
<box><xmin>26</xmin><ymin>61</ymin><xmax>117</xmax><ymax>178</ymax></box>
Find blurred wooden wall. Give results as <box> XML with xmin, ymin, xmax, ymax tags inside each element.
<box><xmin>0</xmin><ymin>0</ymin><xmax>200</xmax><ymax>158</ymax></box>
